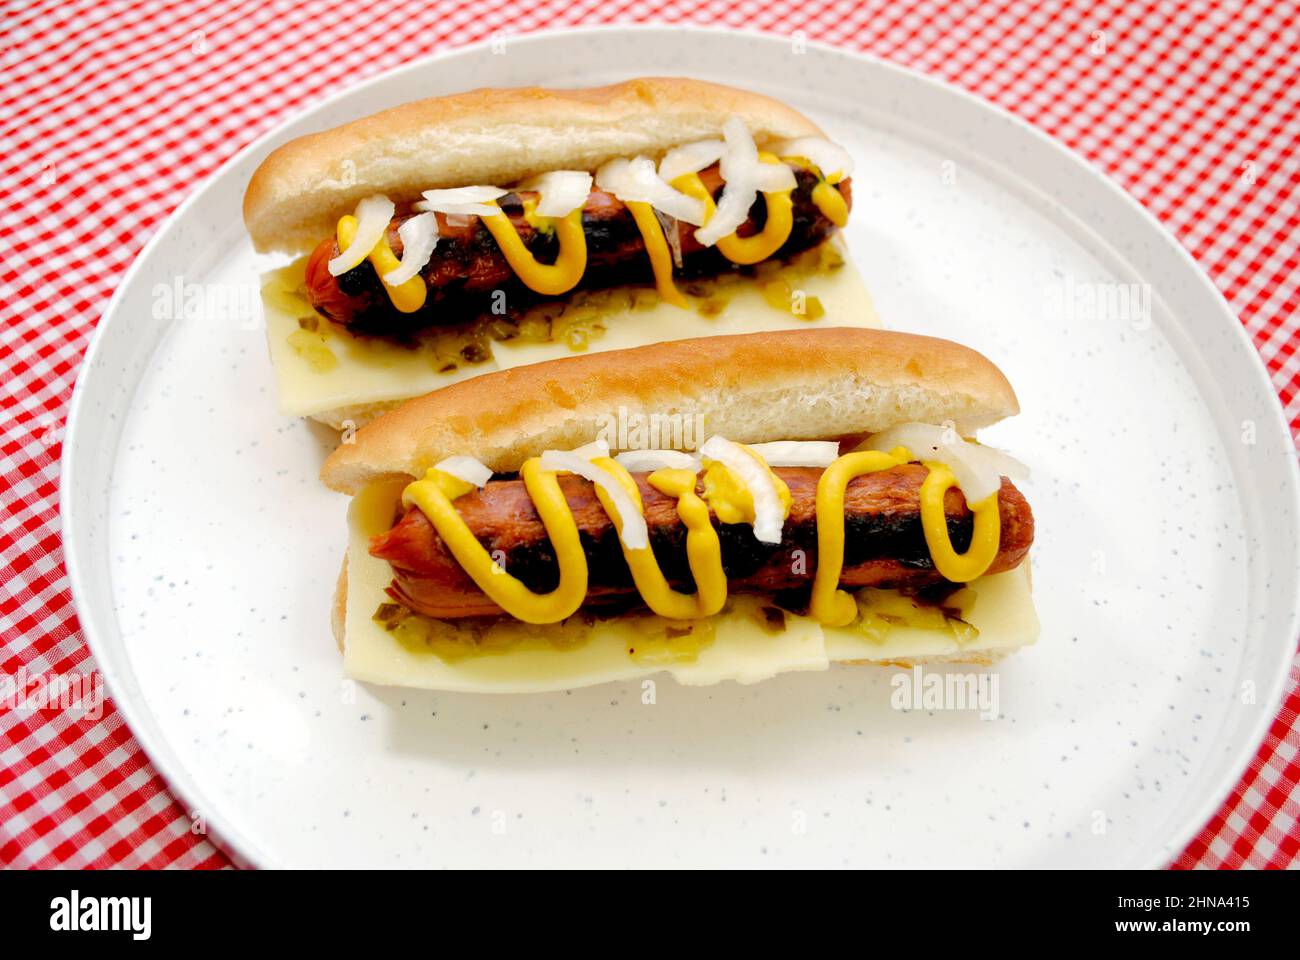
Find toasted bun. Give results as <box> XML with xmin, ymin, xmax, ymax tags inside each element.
<box><xmin>321</xmin><ymin>327</ymin><xmax>1019</xmax><ymax>495</ymax></box>
<box><xmin>244</xmin><ymin>77</ymin><xmax>823</xmax><ymax>254</ymax></box>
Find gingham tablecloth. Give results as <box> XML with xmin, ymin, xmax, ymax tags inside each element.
<box><xmin>2</xmin><ymin>0</ymin><xmax>1297</xmax><ymax>870</ymax></box>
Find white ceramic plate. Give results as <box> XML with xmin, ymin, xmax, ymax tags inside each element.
<box><xmin>63</xmin><ymin>27</ymin><xmax>1300</xmax><ymax>868</ymax></box>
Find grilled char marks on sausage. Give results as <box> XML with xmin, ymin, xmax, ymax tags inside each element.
<box><xmin>303</xmin><ymin>165</ymin><xmax>850</xmax><ymax>339</ymax></box>
<box><xmin>369</xmin><ymin>463</ymin><xmax>1034</xmax><ymax>621</ymax></box>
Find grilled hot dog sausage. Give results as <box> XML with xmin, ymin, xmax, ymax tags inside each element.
<box><xmin>369</xmin><ymin>463</ymin><xmax>1033</xmax><ymax>620</ymax></box>
<box><xmin>305</xmin><ymin>165</ymin><xmax>851</xmax><ymax>339</ymax></box>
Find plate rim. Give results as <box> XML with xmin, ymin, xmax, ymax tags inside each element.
<box><xmin>60</xmin><ymin>23</ymin><xmax>1300</xmax><ymax>869</ymax></box>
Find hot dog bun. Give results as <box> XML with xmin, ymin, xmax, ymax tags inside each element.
<box><xmin>244</xmin><ymin>77</ymin><xmax>823</xmax><ymax>254</ymax></box>
<box><xmin>320</xmin><ymin>326</ymin><xmax>1020</xmax><ymax>495</ymax></box>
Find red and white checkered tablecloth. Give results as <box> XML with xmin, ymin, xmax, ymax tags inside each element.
<box><xmin>1</xmin><ymin>0</ymin><xmax>1297</xmax><ymax>870</ymax></box>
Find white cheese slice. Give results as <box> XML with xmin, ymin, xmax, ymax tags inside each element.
<box><xmin>262</xmin><ymin>245</ymin><xmax>880</xmax><ymax>418</ymax></box>
<box><xmin>671</xmin><ymin>612</ymin><xmax>828</xmax><ymax>686</ymax></box>
<box><xmin>263</xmin><ymin>296</ymin><xmax>495</xmax><ymax>419</ymax></box>
<box><xmin>821</xmin><ymin>565</ymin><xmax>1039</xmax><ymax>663</ymax></box>
<box><xmin>342</xmin><ymin>483</ymin><xmax>1038</xmax><ymax>694</ymax></box>
<box><xmin>492</xmin><ymin>250</ymin><xmax>880</xmax><ymax>370</ymax></box>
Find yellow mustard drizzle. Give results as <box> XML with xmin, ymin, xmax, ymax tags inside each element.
<box><xmin>397</xmin><ymin>445</ymin><xmax>1002</xmax><ymax>627</ymax></box>
<box><xmin>624</xmin><ymin>200</ymin><xmax>688</xmax><ymax>308</ymax></box>
<box><xmin>810</xmin><ymin>181</ymin><xmax>848</xmax><ymax>228</ymax></box>
<box><xmin>781</xmin><ymin>154</ymin><xmax>850</xmax><ymax>229</ymax></box>
<box><xmin>808</xmin><ymin>448</ymin><xmax>912</xmax><ymax>626</ymax></box>
<box><xmin>401</xmin><ymin>461</ymin><xmax>587</xmax><ymax>624</ymax></box>
<box><xmin>919</xmin><ymin>462</ymin><xmax>1001</xmax><ymax>582</ymax></box>
<box><xmin>589</xmin><ymin>459</ymin><xmax>726</xmax><ymax>619</ymax></box>
<box><xmin>700</xmin><ymin>449</ymin><xmax>792</xmax><ymax>525</ymax></box>
<box><xmin>671</xmin><ymin>152</ymin><xmax>795</xmax><ymax>265</ymax></box>
<box><xmin>336</xmin><ymin>215</ymin><xmax>427</xmax><ymax>313</ymax></box>
<box><xmin>520</xmin><ymin>196</ymin><xmax>549</xmax><ymax>233</ymax></box>
<box><xmin>479</xmin><ymin>202</ymin><xmax>588</xmax><ymax>296</ymax></box>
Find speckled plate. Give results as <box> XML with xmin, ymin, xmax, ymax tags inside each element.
<box><xmin>62</xmin><ymin>27</ymin><xmax>1300</xmax><ymax>868</ymax></box>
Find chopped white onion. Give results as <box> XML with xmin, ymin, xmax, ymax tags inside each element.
<box><xmin>658</xmin><ymin>139</ymin><xmax>724</xmax><ymax>183</ymax></box>
<box><xmin>659</xmin><ymin>131</ymin><xmax>793</xmax><ymax>203</ymax></box>
<box><xmin>328</xmin><ymin>195</ymin><xmax>395</xmax><ymax>276</ymax></box>
<box><xmin>569</xmin><ymin>438</ymin><xmax>611</xmax><ymax>462</ymax></box>
<box><xmin>695</xmin><ymin>117</ymin><xmax>762</xmax><ymax>248</ymax></box>
<box><xmin>435</xmin><ymin>455</ymin><xmax>493</xmax><ymax>488</ymax></box>
<box><xmin>539</xmin><ymin>450</ymin><xmax>648</xmax><ymax>550</ymax></box>
<box><xmin>595</xmin><ymin>156</ymin><xmax>706</xmax><ymax>226</ymax></box>
<box><xmin>867</xmin><ymin>422</ymin><xmax>1029</xmax><ymax>503</ymax></box>
<box><xmin>771</xmin><ymin>136</ymin><xmax>855</xmax><ymax>181</ymax></box>
<box><xmin>746</xmin><ymin>440</ymin><xmax>839</xmax><ymax>467</ymax></box>
<box><xmin>755</xmin><ymin>162</ymin><xmax>796</xmax><ymax>193</ymax></box>
<box><xmin>382</xmin><ymin>212</ymin><xmax>439</xmax><ymax>286</ymax></box>
<box><xmin>615</xmin><ymin>449</ymin><xmax>702</xmax><ymax>473</ymax></box>
<box><xmin>701</xmin><ymin>435</ymin><xmax>785</xmax><ymax>545</ymax></box>
<box><xmin>517</xmin><ymin>170</ymin><xmax>592</xmax><ymax>218</ymax></box>
<box><xmin>414</xmin><ymin>186</ymin><xmax>507</xmax><ymax>217</ymax></box>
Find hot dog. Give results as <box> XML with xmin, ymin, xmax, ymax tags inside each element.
<box><xmin>321</xmin><ymin>328</ymin><xmax>1042</xmax><ymax>693</ymax></box>
<box><xmin>243</xmin><ymin>78</ymin><xmax>872</xmax><ymax>430</ymax></box>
